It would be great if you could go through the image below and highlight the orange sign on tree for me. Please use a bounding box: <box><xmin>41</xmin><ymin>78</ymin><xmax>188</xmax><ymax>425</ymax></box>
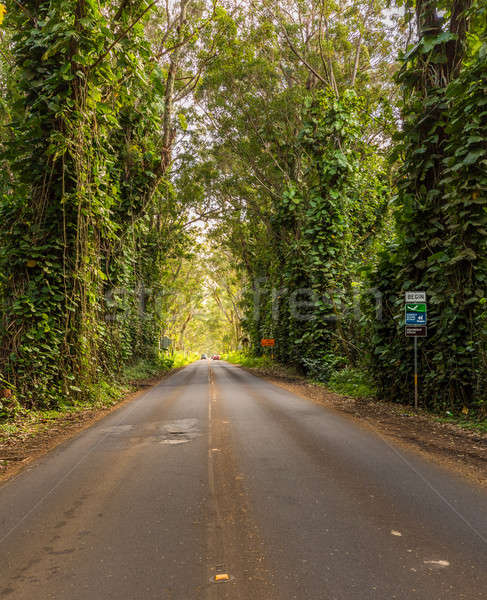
<box><xmin>261</xmin><ymin>338</ymin><xmax>275</xmax><ymax>347</ymax></box>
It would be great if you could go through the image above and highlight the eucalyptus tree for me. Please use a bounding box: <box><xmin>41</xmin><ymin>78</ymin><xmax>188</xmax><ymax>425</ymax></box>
<box><xmin>191</xmin><ymin>0</ymin><xmax>399</xmax><ymax>372</ymax></box>
<box><xmin>369</xmin><ymin>0</ymin><xmax>487</xmax><ymax>411</ymax></box>
<box><xmin>0</xmin><ymin>0</ymin><xmax>226</xmax><ymax>406</ymax></box>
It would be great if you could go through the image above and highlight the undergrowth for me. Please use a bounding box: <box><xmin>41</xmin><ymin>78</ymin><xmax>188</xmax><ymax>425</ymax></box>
<box><xmin>0</xmin><ymin>352</ymin><xmax>197</xmax><ymax>438</ymax></box>
<box><xmin>325</xmin><ymin>368</ymin><xmax>377</xmax><ymax>399</ymax></box>
<box><xmin>223</xmin><ymin>351</ymin><xmax>275</xmax><ymax>369</ymax></box>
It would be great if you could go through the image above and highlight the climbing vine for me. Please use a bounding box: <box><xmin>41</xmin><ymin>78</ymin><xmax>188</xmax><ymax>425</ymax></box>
<box><xmin>0</xmin><ymin>0</ymin><xmax>205</xmax><ymax>407</ymax></box>
<box><xmin>0</xmin><ymin>0</ymin><xmax>485</xmax><ymax>418</ymax></box>
<box><xmin>368</xmin><ymin>1</ymin><xmax>487</xmax><ymax>411</ymax></box>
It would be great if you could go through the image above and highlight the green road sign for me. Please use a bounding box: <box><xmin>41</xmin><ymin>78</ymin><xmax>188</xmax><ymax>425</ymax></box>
<box><xmin>405</xmin><ymin>302</ymin><xmax>427</xmax><ymax>326</ymax></box>
<box><xmin>405</xmin><ymin>303</ymin><xmax>426</xmax><ymax>312</ymax></box>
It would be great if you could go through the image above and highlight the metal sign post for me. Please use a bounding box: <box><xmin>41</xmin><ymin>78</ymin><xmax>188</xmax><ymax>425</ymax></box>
<box><xmin>261</xmin><ymin>338</ymin><xmax>275</xmax><ymax>360</ymax></box>
<box><xmin>405</xmin><ymin>292</ymin><xmax>427</xmax><ymax>410</ymax></box>
<box><xmin>414</xmin><ymin>337</ymin><xmax>418</xmax><ymax>410</ymax></box>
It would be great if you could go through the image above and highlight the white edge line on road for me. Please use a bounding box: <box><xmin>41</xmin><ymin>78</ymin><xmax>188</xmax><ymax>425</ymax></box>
<box><xmin>238</xmin><ymin>364</ymin><xmax>487</xmax><ymax>546</ymax></box>
<box><xmin>373</xmin><ymin>427</ymin><xmax>487</xmax><ymax>546</ymax></box>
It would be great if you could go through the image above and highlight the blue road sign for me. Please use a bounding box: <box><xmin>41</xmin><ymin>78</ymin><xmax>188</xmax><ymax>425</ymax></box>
<box><xmin>405</xmin><ymin>312</ymin><xmax>427</xmax><ymax>325</ymax></box>
<box><xmin>405</xmin><ymin>302</ymin><xmax>427</xmax><ymax>326</ymax></box>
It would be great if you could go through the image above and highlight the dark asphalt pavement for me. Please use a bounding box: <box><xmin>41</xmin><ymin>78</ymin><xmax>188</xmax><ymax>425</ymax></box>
<box><xmin>0</xmin><ymin>360</ymin><xmax>486</xmax><ymax>599</ymax></box>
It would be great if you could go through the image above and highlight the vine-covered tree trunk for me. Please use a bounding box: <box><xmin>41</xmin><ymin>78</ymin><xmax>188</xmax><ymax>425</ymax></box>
<box><xmin>369</xmin><ymin>0</ymin><xmax>486</xmax><ymax>411</ymax></box>
<box><xmin>0</xmin><ymin>0</ymin><xmax>107</xmax><ymax>405</ymax></box>
<box><xmin>0</xmin><ymin>0</ymin><xmax>166</xmax><ymax>406</ymax></box>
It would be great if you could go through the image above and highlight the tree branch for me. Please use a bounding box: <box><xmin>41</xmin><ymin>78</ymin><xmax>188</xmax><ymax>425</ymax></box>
<box><xmin>280</xmin><ymin>24</ymin><xmax>327</xmax><ymax>85</ymax></box>
<box><xmin>90</xmin><ymin>1</ymin><xmax>157</xmax><ymax>72</ymax></box>
<box><xmin>12</xmin><ymin>0</ymin><xmax>36</xmax><ymax>24</ymax></box>
<box><xmin>318</xmin><ymin>2</ymin><xmax>339</xmax><ymax>96</ymax></box>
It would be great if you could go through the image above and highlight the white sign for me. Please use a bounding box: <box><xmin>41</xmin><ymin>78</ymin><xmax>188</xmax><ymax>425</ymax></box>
<box><xmin>405</xmin><ymin>291</ymin><xmax>426</xmax><ymax>302</ymax></box>
<box><xmin>160</xmin><ymin>336</ymin><xmax>172</xmax><ymax>350</ymax></box>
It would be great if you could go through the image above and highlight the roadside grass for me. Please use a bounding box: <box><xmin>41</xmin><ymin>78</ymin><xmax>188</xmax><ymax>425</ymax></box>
<box><xmin>321</xmin><ymin>367</ymin><xmax>377</xmax><ymax>399</ymax></box>
<box><xmin>224</xmin><ymin>352</ymin><xmax>374</xmax><ymax>397</ymax></box>
<box><xmin>122</xmin><ymin>351</ymin><xmax>197</xmax><ymax>382</ymax></box>
<box><xmin>0</xmin><ymin>352</ymin><xmax>197</xmax><ymax>442</ymax></box>
<box><xmin>223</xmin><ymin>351</ymin><xmax>300</xmax><ymax>377</ymax></box>
<box><xmin>223</xmin><ymin>350</ymin><xmax>274</xmax><ymax>369</ymax></box>
<box><xmin>434</xmin><ymin>414</ymin><xmax>487</xmax><ymax>434</ymax></box>
<box><xmin>122</xmin><ymin>356</ymin><xmax>173</xmax><ymax>382</ymax></box>
<box><xmin>317</xmin><ymin>368</ymin><xmax>487</xmax><ymax>432</ymax></box>
<box><xmin>172</xmin><ymin>351</ymin><xmax>199</xmax><ymax>368</ymax></box>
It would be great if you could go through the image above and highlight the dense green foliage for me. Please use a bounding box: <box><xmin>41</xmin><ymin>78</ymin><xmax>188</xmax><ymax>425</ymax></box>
<box><xmin>0</xmin><ymin>0</ymin><xmax>222</xmax><ymax>408</ymax></box>
<box><xmin>188</xmin><ymin>0</ymin><xmax>487</xmax><ymax>414</ymax></box>
<box><xmin>369</xmin><ymin>1</ymin><xmax>487</xmax><ymax>411</ymax></box>
<box><xmin>191</xmin><ymin>1</ymin><xmax>398</xmax><ymax>383</ymax></box>
<box><xmin>0</xmin><ymin>0</ymin><xmax>486</xmax><ymax>418</ymax></box>
<box><xmin>267</xmin><ymin>89</ymin><xmax>388</xmax><ymax>372</ymax></box>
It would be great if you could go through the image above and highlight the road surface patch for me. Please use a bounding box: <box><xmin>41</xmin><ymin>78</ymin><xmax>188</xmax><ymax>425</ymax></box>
<box><xmin>160</xmin><ymin>418</ymin><xmax>200</xmax><ymax>444</ymax></box>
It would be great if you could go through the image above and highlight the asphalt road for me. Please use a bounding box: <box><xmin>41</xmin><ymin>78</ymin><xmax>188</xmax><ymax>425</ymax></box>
<box><xmin>1</xmin><ymin>360</ymin><xmax>486</xmax><ymax>599</ymax></box>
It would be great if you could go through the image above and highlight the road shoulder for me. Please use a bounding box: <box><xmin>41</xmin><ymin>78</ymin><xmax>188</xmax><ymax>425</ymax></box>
<box><xmin>0</xmin><ymin>368</ymin><xmax>183</xmax><ymax>484</ymax></box>
<box><xmin>239</xmin><ymin>366</ymin><xmax>487</xmax><ymax>487</ymax></box>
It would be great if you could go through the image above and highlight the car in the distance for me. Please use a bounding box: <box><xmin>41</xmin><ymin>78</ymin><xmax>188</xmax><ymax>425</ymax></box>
<box><xmin>201</xmin><ymin>354</ymin><xmax>207</xmax><ymax>359</ymax></box>
<box><xmin>211</xmin><ymin>354</ymin><xmax>220</xmax><ymax>360</ymax></box>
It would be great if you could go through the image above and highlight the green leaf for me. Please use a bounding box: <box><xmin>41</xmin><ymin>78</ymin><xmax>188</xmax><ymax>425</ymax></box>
<box><xmin>178</xmin><ymin>113</ymin><xmax>188</xmax><ymax>131</ymax></box>
<box><xmin>463</xmin><ymin>150</ymin><xmax>485</xmax><ymax>166</ymax></box>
